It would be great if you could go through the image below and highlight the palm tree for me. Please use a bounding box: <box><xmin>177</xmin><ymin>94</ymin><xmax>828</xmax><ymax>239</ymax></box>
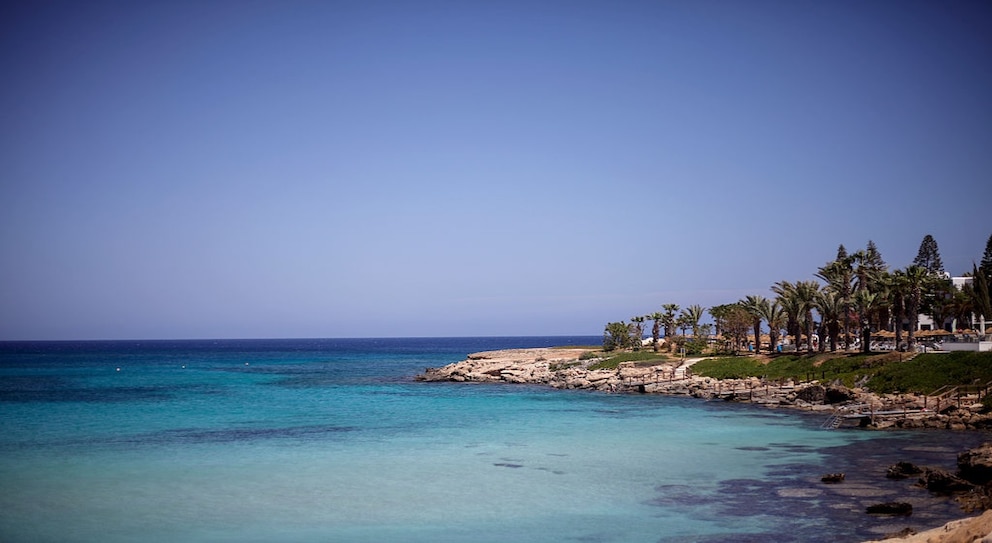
<box><xmin>970</xmin><ymin>263</ymin><xmax>991</xmax><ymax>324</ymax></box>
<box><xmin>871</xmin><ymin>278</ymin><xmax>893</xmax><ymax>348</ymax></box>
<box><xmin>854</xmin><ymin>289</ymin><xmax>880</xmax><ymax>353</ymax></box>
<box><xmin>903</xmin><ymin>265</ymin><xmax>929</xmax><ymax>351</ymax></box>
<box><xmin>853</xmin><ymin>246</ymin><xmax>886</xmax><ymax>295</ymax></box>
<box><xmin>757</xmin><ymin>300</ymin><xmax>787</xmax><ymax>353</ymax></box>
<box><xmin>677</xmin><ymin>314</ymin><xmax>691</xmax><ymax>338</ymax></box>
<box><xmin>947</xmin><ymin>286</ymin><xmax>974</xmax><ymax>332</ymax></box>
<box><xmin>741</xmin><ymin>295</ymin><xmax>768</xmax><ymax>353</ymax></box>
<box><xmin>773</xmin><ymin>281</ymin><xmax>819</xmax><ymax>352</ymax></box>
<box><xmin>649</xmin><ymin>312</ymin><xmax>663</xmax><ymax>352</ymax></box>
<box><xmin>815</xmin><ymin>289</ymin><xmax>844</xmax><ymax>352</ymax></box>
<box><xmin>661</xmin><ymin>304</ymin><xmax>680</xmax><ymax>342</ymax></box>
<box><xmin>773</xmin><ymin>281</ymin><xmax>802</xmax><ymax>350</ymax></box>
<box><xmin>886</xmin><ymin>269</ymin><xmax>909</xmax><ymax>350</ymax></box>
<box><xmin>603</xmin><ymin>321</ymin><xmax>632</xmax><ymax>352</ymax></box>
<box><xmin>817</xmin><ymin>251</ymin><xmax>854</xmax><ymax>349</ymax></box>
<box><xmin>683</xmin><ymin>304</ymin><xmax>704</xmax><ymax>336</ymax></box>
<box><xmin>795</xmin><ymin>281</ymin><xmax>820</xmax><ymax>353</ymax></box>
<box><xmin>630</xmin><ymin>315</ymin><xmax>646</xmax><ymax>349</ymax></box>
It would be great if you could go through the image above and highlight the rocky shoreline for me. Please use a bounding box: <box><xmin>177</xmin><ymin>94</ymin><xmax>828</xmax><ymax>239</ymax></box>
<box><xmin>416</xmin><ymin>347</ymin><xmax>992</xmax><ymax>431</ymax></box>
<box><xmin>418</xmin><ymin>347</ymin><xmax>992</xmax><ymax>541</ymax></box>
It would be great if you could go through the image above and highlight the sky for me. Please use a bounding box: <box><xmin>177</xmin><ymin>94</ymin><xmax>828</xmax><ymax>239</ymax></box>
<box><xmin>1</xmin><ymin>0</ymin><xmax>990</xmax><ymax>340</ymax></box>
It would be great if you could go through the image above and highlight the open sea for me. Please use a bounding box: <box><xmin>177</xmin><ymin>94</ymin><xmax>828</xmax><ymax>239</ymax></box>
<box><xmin>1</xmin><ymin>337</ymin><xmax>989</xmax><ymax>543</ymax></box>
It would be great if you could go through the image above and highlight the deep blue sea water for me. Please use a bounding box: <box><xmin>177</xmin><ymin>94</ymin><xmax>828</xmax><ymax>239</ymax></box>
<box><xmin>1</xmin><ymin>337</ymin><xmax>989</xmax><ymax>543</ymax></box>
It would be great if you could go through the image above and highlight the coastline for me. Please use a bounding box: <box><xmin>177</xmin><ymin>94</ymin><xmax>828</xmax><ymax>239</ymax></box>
<box><xmin>417</xmin><ymin>347</ymin><xmax>992</xmax><ymax>431</ymax></box>
<box><xmin>418</xmin><ymin>347</ymin><xmax>992</xmax><ymax>542</ymax></box>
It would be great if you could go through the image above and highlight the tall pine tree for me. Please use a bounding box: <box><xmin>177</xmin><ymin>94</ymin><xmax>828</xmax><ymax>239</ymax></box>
<box><xmin>913</xmin><ymin>234</ymin><xmax>945</xmax><ymax>277</ymax></box>
<box><xmin>865</xmin><ymin>240</ymin><xmax>886</xmax><ymax>270</ymax></box>
<box><xmin>981</xmin><ymin>234</ymin><xmax>992</xmax><ymax>281</ymax></box>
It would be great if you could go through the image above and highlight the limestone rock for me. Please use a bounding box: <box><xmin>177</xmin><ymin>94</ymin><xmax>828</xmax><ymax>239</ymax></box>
<box><xmin>917</xmin><ymin>467</ymin><xmax>975</xmax><ymax>495</ymax></box>
<box><xmin>796</xmin><ymin>385</ymin><xmax>826</xmax><ymax>403</ymax></box>
<box><xmin>863</xmin><ymin>509</ymin><xmax>992</xmax><ymax>542</ymax></box>
<box><xmin>958</xmin><ymin>442</ymin><xmax>992</xmax><ymax>486</ymax></box>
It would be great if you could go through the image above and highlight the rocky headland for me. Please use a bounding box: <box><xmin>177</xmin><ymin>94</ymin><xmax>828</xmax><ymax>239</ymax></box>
<box><xmin>417</xmin><ymin>347</ymin><xmax>992</xmax><ymax>431</ymax></box>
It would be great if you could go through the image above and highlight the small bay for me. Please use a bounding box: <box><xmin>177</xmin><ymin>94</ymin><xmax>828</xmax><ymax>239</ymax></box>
<box><xmin>1</xmin><ymin>338</ymin><xmax>987</xmax><ymax>542</ymax></box>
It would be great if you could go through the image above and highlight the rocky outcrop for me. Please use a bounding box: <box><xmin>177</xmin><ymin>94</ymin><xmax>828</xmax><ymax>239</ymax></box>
<box><xmin>796</xmin><ymin>384</ymin><xmax>826</xmax><ymax>403</ymax></box>
<box><xmin>917</xmin><ymin>467</ymin><xmax>975</xmax><ymax>495</ymax></box>
<box><xmin>887</xmin><ymin>462</ymin><xmax>924</xmax><ymax>480</ymax></box>
<box><xmin>417</xmin><ymin>348</ymin><xmax>992</xmax><ymax>432</ymax></box>
<box><xmin>958</xmin><ymin>443</ymin><xmax>992</xmax><ymax>486</ymax></box>
<box><xmin>417</xmin><ymin>348</ymin><xmax>570</xmax><ymax>385</ymax></box>
<box><xmin>882</xmin><ymin>444</ymin><xmax>992</xmax><ymax>516</ymax></box>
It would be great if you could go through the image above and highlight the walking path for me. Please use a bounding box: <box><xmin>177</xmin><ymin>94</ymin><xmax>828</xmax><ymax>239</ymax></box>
<box><xmin>673</xmin><ymin>357</ymin><xmax>705</xmax><ymax>379</ymax></box>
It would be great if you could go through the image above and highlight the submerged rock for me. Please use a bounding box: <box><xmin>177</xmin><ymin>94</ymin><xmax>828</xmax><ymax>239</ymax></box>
<box><xmin>821</xmin><ymin>473</ymin><xmax>845</xmax><ymax>484</ymax></box>
<box><xmin>866</xmin><ymin>502</ymin><xmax>913</xmax><ymax>516</ymax></box>
<box><xmin>887</xmin><ymin>462</ymin><xmax>924</xmax><ymax>480</ymax></box>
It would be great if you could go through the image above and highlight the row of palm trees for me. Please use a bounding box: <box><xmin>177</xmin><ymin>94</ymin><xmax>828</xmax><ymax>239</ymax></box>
<box><xmin>632</xmin><ymin>304</ymin><xmax>705</xmax><ymax>352</ymax></box>
<box><xmin>616</xmin><ymin>237</ymin><xmax>991</xmax><ymax>355</ymax></box>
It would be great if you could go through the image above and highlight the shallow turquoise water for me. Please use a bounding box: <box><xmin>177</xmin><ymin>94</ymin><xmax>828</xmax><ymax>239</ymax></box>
<box><xmin>0</xmin><ymin>338</ymin><xmax>987</xmax><ymax>542</ymax></box>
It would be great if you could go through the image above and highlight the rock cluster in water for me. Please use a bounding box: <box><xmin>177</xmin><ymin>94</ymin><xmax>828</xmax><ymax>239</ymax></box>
<box><xmin>865</xmin><ymin>443</ymin><xmax>992</xmax><ymax>541</ymax></box>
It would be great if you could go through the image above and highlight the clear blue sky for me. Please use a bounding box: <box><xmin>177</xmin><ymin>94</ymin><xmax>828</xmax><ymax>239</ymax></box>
<box><xmin>2</xmin><ymin>1</ymin><xmax>990</xmax><ymax>340</ymax></box>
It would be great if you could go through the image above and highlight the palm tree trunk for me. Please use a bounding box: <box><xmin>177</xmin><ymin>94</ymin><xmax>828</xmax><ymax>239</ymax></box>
<box><xmin>894</xmin><ymin>312</ymin><xmax>903</xmax><ymax>351</ymax></box>
<box><xmin>753</xmin><ymin>319</ymin><xmax>761</xmax><ymax>353</ymax></box>
<box><xmin>862</xmin><ymin>315</ymin><xmax>871</xmax><ymax>354</ymax></box>
<box><xmin>843</xmin><ymin>306</ymin><xmax>851</xmax><ymax>349</ymax></box>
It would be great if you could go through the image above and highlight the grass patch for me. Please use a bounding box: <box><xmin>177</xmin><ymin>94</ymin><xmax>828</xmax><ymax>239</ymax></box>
<box><xmin>587</xmin><ymin>350</ymin><xmax>669</xmax><ymax>371</ymax></box>
<box><xmin>691</xmin><ymin>351</ymin><xmax>992</xmax><ymax>394</ymax></box>
<box><xmin>691</xmin><ymin>357</ymin><xmax>765</xmax><ymax>380</ymax></box>
<box><xmin>866</xmin><ymin>352</ymin><xmax>992</xmax><ymax>394</ymax></box>
<box><xmin>694</xmin><ymin>353</ymin><xmax>891</xmax><ymax>387</ymax></box>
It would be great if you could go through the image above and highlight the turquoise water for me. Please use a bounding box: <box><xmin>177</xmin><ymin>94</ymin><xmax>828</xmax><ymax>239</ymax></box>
<box><xmin>0</xmin><ymin>338</ymin><xmax>987</xmax><ymax>542</ymax></box>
